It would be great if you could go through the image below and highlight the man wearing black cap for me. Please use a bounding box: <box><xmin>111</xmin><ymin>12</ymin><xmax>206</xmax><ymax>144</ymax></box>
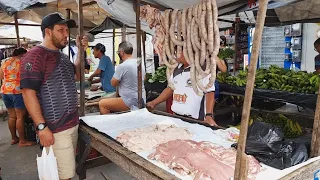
<box><xmin>88</xmin><ymin>43</ymin><xmax>115</xmax><ymax>93</ymax></box>
<box><xmin>20</xmin><ymin>12</ymin><xmax>87</xmax><ymax>180</ymax></box>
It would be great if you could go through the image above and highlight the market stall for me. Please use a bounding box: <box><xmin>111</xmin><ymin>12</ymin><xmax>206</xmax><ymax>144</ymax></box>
<box><xmin>2</xmin><ymin>0</ymin><xmax>320</xmax><ymax>179</ymax></box>
<box><xmin>77</xmin><ymin>109</ymin><xmax>320</xmax><ymax>180</ymax></box>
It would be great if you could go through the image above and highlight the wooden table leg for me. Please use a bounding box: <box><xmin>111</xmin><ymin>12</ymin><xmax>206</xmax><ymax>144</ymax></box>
<box><xmin>77</xmin><ymin>139</ymin><xmax>91</xmax><ymax>180</ymax></box>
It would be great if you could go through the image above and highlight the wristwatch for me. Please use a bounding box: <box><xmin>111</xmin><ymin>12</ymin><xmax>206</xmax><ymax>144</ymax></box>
<box><xmin>36</xmin><ymin>123</ymin><xmax>47</xmax><ymax>131</ymax></box>
<box><xmin>205</xmin><ymin>113</ymin><xmax>214</xmax><ymax>118</ymax></box>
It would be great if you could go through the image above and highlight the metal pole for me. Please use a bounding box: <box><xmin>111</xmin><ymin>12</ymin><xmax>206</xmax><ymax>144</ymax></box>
<box><xmin>233</xmin><ymin>0</ymin><xmax>268</xmax><ymax>179</ymax></box>
<box><xmin>112</xmin><ymin>28</ymin><xmax>116</xmax><ymax>65</ymax></box>
<box><xmin>142</xmin><ymin>32</ymin><xmax>147</xmax><ymax>73</ymax></box>
<box><xmin>135</xmin><ymin>0</ymin><xmax>143</xmax><ymax>109</ymax></box>
<box><xmin>234</xmin><ymin>13</ymin><xmax>240</xmax><ymax>75</ymax></box>
<box><xmin>77</xmin><ymin>0</ymin><xmax>85</xmax><ymax>116</ymax></box>
<box><xmin>14</xmin><ymin>13</ymin><xmax>20</xmax><ymax>47</ymax></box>
<box><xmin>311</xmin><ymin>84</ymin><xmax>320</xmax><ymax>157</ymax></box>
<box><xmin>67</xmin><ymin>9</ymin><xmax>71</xmax><ymax>61</ymax></box>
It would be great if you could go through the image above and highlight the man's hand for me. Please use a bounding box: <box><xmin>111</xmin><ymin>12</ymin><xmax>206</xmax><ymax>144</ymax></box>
<box><xmin>204</xmin><ymin>116</ymin><xmax>218</xmax><ymax>127</ymax></box>
<box><xmin>87</xmin><ymin>76</ymin><xmax>93</xmax><ymax>82</ymax></box>
<box><xmin>76</xmin><ymin>35</ymin><xmax>89</xmax><ymax>50</ymax></box>
<box><xmin>146</xmin><ymin>101</ymin><xmax>157</xmax><ymax>111</ymax></box>
<box><xmin>38</xmin><ymin>127</ymin><xmax>55</xmax><ymax>147</ymax></box>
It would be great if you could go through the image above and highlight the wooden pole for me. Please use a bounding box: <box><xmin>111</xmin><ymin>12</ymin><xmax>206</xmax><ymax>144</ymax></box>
<box><xmin>77</xmin><ymin>0</ymin><xmax>85</xmax><ymax>116</ymax></box>
<box><xmin>135</xmin><ymin>0</ymin><xmax>143</xmax><ymax>109</ymax></box>
<box><xmin>233</xmin><ymin>0</ymin><xmax>268</xmax><ymax>179</ymax></box>
<box><xmin>0</xmin><ymin>22</ymin><xmax>40</xmax><ymax>26</ymax></box>
<box><xmin>67</xmin><ymin>9</ymin><xmax>71</xmax><ymax>62</ymax></box>
<box><xmin>14</xmin><ymin>13</ymin><xmax>20</xmax><ymax>47</ymax></box>
<box><xmin>112</xmin><ymin>28</ymin><xmax>116</xmax><ymax>65</ymax></box>
<box><xmin>121</xmin><ymin>26</ymin><xmax>126</xmax><ymax>42</ymax></box>
<box><xmin>142</xmin><ymin>32</ymin><xmax>147</xmax><ymax>73</ymax></box>
<box><xmin>311</xmin><ymin>83</ymin><xmax>320</xmax><ymax>157</ymax></box>
<box><xmin>234</xmin><ymin>13</ymin><xmax>240</xmax><ymax>75</ymax></box>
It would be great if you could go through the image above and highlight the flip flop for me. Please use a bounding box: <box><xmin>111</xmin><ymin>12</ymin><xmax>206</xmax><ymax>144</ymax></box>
<box><xmin>11</xmin><ymin>139</ymin><xmax>19</xmax><ymax>145</ymax></box>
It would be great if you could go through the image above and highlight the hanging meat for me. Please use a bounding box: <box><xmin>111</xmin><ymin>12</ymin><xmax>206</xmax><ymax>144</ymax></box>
<box><xmin>140</xmin><ymin>5</ymin><xmax>166</xmax><ymax>64</ymax></box>
<box><xmin>141</xmin><ymin>0</ymin><xmax>220</xmax><ymax>95</ymax></box>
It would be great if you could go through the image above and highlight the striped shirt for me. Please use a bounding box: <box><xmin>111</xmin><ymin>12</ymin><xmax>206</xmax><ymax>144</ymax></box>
<box><xmin>20</xmin><ymin>45</ymin><xmax>79</xmax><ymax>133</ymax></box>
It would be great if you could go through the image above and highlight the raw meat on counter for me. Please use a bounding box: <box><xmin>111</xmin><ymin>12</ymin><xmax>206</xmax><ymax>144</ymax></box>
<box><xmin>116</xmin><ymin>124</ymin><xmax>193</xmax><ymax>152</ymax></box>
<box><xmin>148</xmin><ymin>140</ymin><xmax>262</xmax><ymax>180</ymax></box>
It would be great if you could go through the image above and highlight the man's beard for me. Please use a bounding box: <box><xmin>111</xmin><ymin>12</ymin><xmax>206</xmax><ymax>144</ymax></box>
<box><xmin>52</xmin><ymin>34</ymin><xmax>67</xmax><ymax>49</ymax></box>
<box><xmin>118</xmin><ymin>54</ymin><xmax>123</xmax><ymax>61</ymax></box>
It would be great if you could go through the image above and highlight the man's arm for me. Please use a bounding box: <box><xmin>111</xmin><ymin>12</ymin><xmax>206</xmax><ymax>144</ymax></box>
<box><xmin>204</xmin><ymin>92</ymin><xmax>218</xmax><ymax>126</ymax></box>
<box><xmin>217</xmin><ymin>58</ymin><xmax>227</xmax><ymax>73</ymax></box>
<box><xmin>205</xmin><ymin>92</ymin><xmax>215</xmax><ymax>114</ymax></box>
<box><xmin>22</xmin><ymin>89</ymin><xmax>46</xmax><ymax>126</ymax></box>
<box><xmin>88</xmin><ymin>68</ymin><xmax>101</xmax><ymax>81</ymax></box>
<box><xmin>111</xmin><ymin>77</ymin><xmax>120</xmax><ymax>87</ymax></box>
<box><xmin>22</xmin><ymin>89</ymin><xmax>55</xmax><ymax>146</ymax></box>
<box><xmin>146</xmin><ymin>87</ymin><xmax>173</xmax><ymax>111</ymax></box>
<box><xmin>0</xmin><ymin>65</ymin><xmax>3</xmax><ymax>80</ymax></box>
<box><xmin>74</xmin><ymin>35</ymin><xmax>89</xmax><ymax>81</ymax></box>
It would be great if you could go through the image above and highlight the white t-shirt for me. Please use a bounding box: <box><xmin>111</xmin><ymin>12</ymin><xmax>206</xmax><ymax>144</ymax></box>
<box><xmin>170</xmin><ymin>64</ymin><xmax>215</xmax><ymax>119</ymax></box>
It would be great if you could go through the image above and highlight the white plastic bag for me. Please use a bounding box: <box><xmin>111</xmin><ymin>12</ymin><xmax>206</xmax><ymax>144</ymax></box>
<box><xmin>37</xmin><ymin>146</ymin><xmax>59</xmax><ymax>180</ymax></box>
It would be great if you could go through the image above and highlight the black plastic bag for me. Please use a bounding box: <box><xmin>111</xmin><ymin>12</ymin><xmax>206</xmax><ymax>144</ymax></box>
<box><xmin>232</xmin><ymin>122</ymin><xmax>308</xmax><ymax>170</ymax></box>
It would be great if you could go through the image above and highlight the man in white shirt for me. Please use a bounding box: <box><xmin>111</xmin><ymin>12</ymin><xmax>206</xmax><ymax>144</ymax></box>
<box><xmin>99</xmin><ymin>41</ymin><xmax>146</xmax><ymax>114</ymax></box>
<box><xmin>147</xmin><ymin>50</ymin><xmax>226</xmax><ymax>126</ymax></box>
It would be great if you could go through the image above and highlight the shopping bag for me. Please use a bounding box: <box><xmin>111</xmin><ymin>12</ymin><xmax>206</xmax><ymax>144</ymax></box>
<box><xmin>36</xmin><ymin>146</ymin><xmax>59</xmax><ymax>180</ymax></box>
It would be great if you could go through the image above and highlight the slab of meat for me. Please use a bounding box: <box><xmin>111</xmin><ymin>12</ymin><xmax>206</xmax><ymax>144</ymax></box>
<box><xmin>116</xmin><ymin>124</ymin><xmax>193</xmax><ymax>152</ymax></box>
<box><xmin>148</xmin><ymin>140</ymin><xmax>262</xmax><ymax>180</ymax></box>
<box><xmin>140</xmin><ymin>5</ymin><xmax>165</xmax><ymax>64</ymax></box>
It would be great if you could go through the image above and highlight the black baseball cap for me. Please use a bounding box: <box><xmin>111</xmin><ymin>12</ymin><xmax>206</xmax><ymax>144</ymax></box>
<box><xmin>41</xmin><ymin>12</ymin><xmax>76</xmax><ymax>31</ymax></box>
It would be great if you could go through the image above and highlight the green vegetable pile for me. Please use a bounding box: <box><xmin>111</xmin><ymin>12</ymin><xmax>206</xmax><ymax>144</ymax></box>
<box><xmin>217</xmin><ymin>65</ymin><xmax>320</xmax><ymax>94</ymax></box>
<box><xmin>252</xmin><ymin>113</ymin><xmax>303</xmax><ymax>138</ymax></box>
<box><xmin>217</xmin><ymin>48</ymin><xmax>235</xmax><ymax>60</ymax></box>
<box><xmin>148</xmin><ymin>66</ymin><xmax>167</xmax><ymax>84</ymax></box>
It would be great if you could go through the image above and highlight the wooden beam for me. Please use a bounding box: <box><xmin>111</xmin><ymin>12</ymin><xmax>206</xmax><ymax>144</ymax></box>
<box><xmin>279</xmin><ymin>159</ymin><xmax>320</xmax><ymax>180</ymax></box>
<box><xmin>233</xmin><ymin>0</ymin><xmax>268</xmax><ymax>180</ymax></box>
<box><xmin>234</xmin><ymin>14</ymin><xmax>240</xmax><ymax>75</ymax></box>
<box><xmin>218</xmin><ymin>0</ymin><xmax>247</xmax><ymax>11</ymax></box>
<box><xmin>0</xmin><ymin>22</ymin><xmax>40</xmax><ymax>26</ymax></box>
<box><xmin>311</xmin><ymin>83</ymin><xmax>320</xmax><ymax>157</ymax></box>
<box><xmin>14</xmin><ymin>14</ymin><xmax>20</xmax><ymax>47</ymax></box>
<box><xmin>135</xmin><ymin>0</ymin><xmax>143</xmax><ymax>109</ymax></box>
<box><xmin>83</xmin><ymin>1</ymin><xmax>97</xmax><ymax>7</ymax></box>
<box><xmin>84</xmin><ymin>157</ymin><xmax>111</xmax><ymax>169</ymax></box>
<box><xmin>217</xmin><ymin>18</ymin><xmax>235</xmax><ymax>24</ymax></box>
<box><xmin>140</xmin><ymin>1</ymin><xmax>168</xmax><ymax>11</ymax></box>
<box><xmin>78</xmin><ymin>0</ymin><xmax>86</xmax><ymax>117</ymax></box>
<box><xmin>67</xmin><ymin>9</ymin><xmax>71</xmax><ymax>61</ymax></box>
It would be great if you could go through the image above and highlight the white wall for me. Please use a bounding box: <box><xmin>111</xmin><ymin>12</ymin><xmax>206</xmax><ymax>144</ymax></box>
<box><xmin>301</xmin><ymin>23</ymin><xmax>320</xmax><ymax>72</ymax></box>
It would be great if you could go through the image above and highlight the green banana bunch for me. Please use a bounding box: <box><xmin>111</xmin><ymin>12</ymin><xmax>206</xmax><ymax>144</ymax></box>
<box><xmin>218</xmin><ymin>65</ymin><xmax>320</xmax><ymax>94</ymax></box>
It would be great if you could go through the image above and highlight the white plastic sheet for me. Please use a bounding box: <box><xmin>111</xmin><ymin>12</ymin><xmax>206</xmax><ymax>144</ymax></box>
<box><xmin>36</xmin><ymin>146</ymin><xmax>59</xmax><ymax>180</ymax></box>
